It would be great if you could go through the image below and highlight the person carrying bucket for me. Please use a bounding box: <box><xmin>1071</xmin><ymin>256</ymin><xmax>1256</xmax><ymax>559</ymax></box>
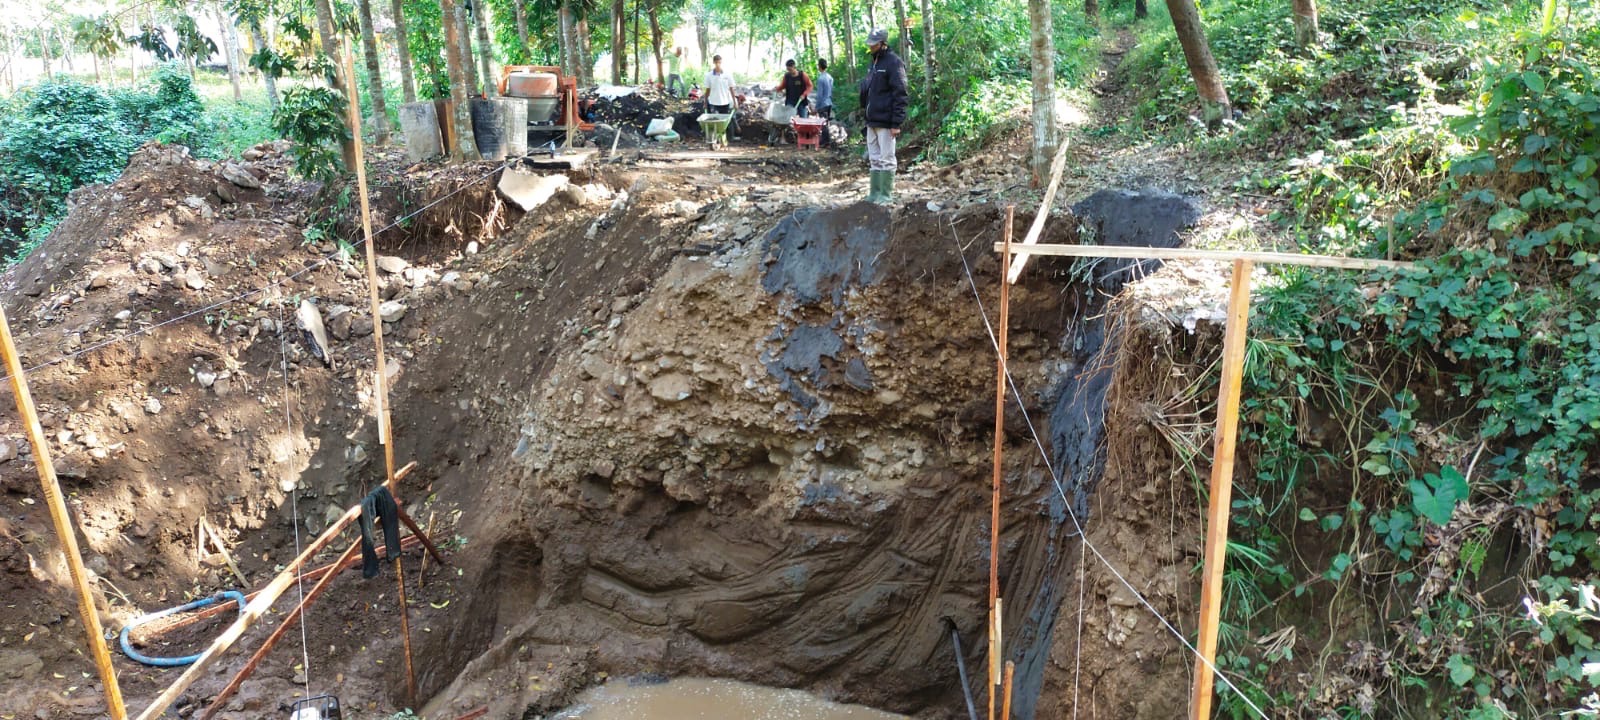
<box><xmin>860</xmin><ymin>29</ymin><xmax>908</xmax><ymax>204</ymax></box>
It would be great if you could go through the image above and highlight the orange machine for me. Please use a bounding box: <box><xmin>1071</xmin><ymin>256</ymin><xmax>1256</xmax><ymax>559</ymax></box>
<box><xmin>498</xmin><ymin>65</ymin><xmax>594</xmax><ymax>145</ymax></box>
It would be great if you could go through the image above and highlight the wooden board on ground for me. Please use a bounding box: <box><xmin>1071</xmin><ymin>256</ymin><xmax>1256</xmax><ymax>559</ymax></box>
<box><xmin>519</xmin><ymin>147</ymin><xmax>598</xmax><ymax>170</ymax></box>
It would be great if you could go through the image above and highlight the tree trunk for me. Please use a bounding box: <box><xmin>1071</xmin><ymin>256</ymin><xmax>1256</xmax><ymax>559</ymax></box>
<box><xmin>93</xmin><ymin>53</ymin><xmax>101</xmax><ymax>85</ymax></box>
<box><xmin>313</xmin><ymin>0</ymin><xmax>360</xmax><ymax>170</ymax></box>
<box><xmin>840</xmin><ymin>0</ymin><xmax>855</xmax><ymax>83</ymax></box>
<box><xmin>217</xmin><ymin>5</ymin><xmax>243</xmax><ymax>101</ymax></box>
<box><xmin>1086</xmin><ymin>0</ymin><xmax>1098</xmax><ymax>19</ymax></box>
<box><xmin>892</xmin><ymin>0</ymin><xmax>909</xmax><ymax>59</ymax></box>
<box><xmin>631</xmin><ymin>0</ymin><xmax>640</xmax><ymax>85</ymax></box>
<box><xmin>576</xmin><ymin>15</ymin><xmax>593</xmax><ymax>84</ymax></box>
<box><xmin>358</xmin><ymin>0</ymin><xmax>390</xmax><ymax>142</ymax></box>
<box><xmin>559</xmin><ymin>0</ymin><xmax>576</xmax><ymax>76</ymax></box>
<box><xmin>694</xmin><ymin>6</ymin><xmax>709</xmax><ymax>72</ymax></box>
<box><xmin>610</xmin><ymin>0</ymin><xmax>625</xmax><ymax>84</ymax></box>
<box><xmin>1291</xmin><ymin>0</ymin><xmax>1319</xmax><ymax>49</ymax></box>
<box><xmin>866</xmin><ymin>0</ymin><xmax>877</xmax><ymax>34</ymax></box>
<box><xmin>39</xmin><ymin>28</ymin><xmax>51</xmax><ymax>80</ymax></box>
<box><xmin>457</xmin><ymin>6</ymin><xmax>478</xmax><ymax>94</ymax></box>
<box><xmin>920</xmin><ymin>0</ymin><xmax>934</xmax><ymax>111</ymax></box>
<box><xmin>473</xmin><ymin>0</ymin><xmax>495</xmax><ymax>96</ymax></box>
<box><xmin>439</xmin><ymin>0</ymin><xmax>481</xmax><ymax>159</ymax></box>
<box><xmin>1135</xmin><ymin>0</ymin><xmax>1148</xmax><ymax>19</ymax></box>
<box><xmin>390</xmin><ymin>0</ymin><xmax>417</xmax><ymax>102</ymax></box>
<box><xmin>819</xmin><ymin>0</ymin><xmax>835</xmax><ymax>63</ymax></box>
<box><xmin>1164</xmin><ymin>0</ymin><xmax>1231</xmax><ymax>126</ymax></box>
<box><xmin>1027</xmin><ymin>0</ymin><xmax>1056</xmax><ymax>186</ymax></box>
<box><xmin>251</xmin><ymin>27</ymin><xmax>281</xmax><ymax>109</ymax></box>
<box><xmin>514</xmin><ymin>0</ymin><xmax>530</xmax><ymax>60</ymax></box>
<box><xmin>647</xmin><ymin>0</ymin><xmax>664</xmax><ymax>87</ymax></box>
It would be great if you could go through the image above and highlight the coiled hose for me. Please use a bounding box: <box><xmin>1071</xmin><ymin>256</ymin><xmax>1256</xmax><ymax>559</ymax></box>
<box><xmin>119</xmin><ymin>591</ymin><xmax>245</xmax><ymax>666</ymax></box>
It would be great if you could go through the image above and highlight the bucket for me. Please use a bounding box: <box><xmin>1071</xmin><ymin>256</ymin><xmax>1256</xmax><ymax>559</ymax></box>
<box><xmin>498</xmin><ymin>98</ymin><xmax>528</xmax><ymax>157</ymax></box>
<box><xmin>470</xmin><ymin>98</ymin><xmax>508</xmax><ymax>161</ymax></box>
<box><xmin>398</xmin><ymin>102</ymin><xmax>443</xmax><ymax>161</ymax></box>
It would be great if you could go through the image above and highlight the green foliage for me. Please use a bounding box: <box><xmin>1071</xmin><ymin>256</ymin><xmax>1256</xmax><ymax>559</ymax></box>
<box><xmin>1203</xmin><ymin>10</ymin><xmax>1600</xmax><ymax>716</ymax></box>
<box><xmin>402</xmin><ymin>0</ymin><xmax>450</xmax><ymax>100</ymax></box>
<box><xmin>0</xmin><ymin>63</ymin><xmax>218</xmax><ymax>263</ymax></box>
<box><xmin>272</xmin><ymin>86</ymin><xmax>350</xmax><ymax>183</ymax></box>
<box><xmin>933</xmin><ymin>78</ymin><xmax>1032</xmax><ymax>162</ymax></box>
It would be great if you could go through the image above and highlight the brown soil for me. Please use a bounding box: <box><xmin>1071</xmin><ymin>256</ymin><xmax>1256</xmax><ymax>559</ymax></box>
<box><xmin>0</xmin><ymin>37</ymin><xmax>1252</xmax><ymax>719</ymax></box>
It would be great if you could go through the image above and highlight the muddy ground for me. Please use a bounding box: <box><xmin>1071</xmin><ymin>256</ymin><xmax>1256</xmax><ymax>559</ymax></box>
<box><xmin>0</xmin><ymin>50</ymin><xmax>1273</xmax><ymax>718</ymax></box>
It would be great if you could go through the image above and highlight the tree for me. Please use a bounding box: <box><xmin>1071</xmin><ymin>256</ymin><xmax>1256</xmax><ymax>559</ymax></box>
<box><xmin>391</xmin><ymin>0</ymin><xmax>418</xmax><ymax>102</ymax></box>
<box><xmin>892</xmin><ymin>0</ymin><xmax>908</xmax><ymax>59</ymax></box>
<box><xmin>919</xmin><ymin>0</ymin><xmax>934</xmax><ymax>111</ymax></box>
<box><xmin>472</xmin><ymin>0</ymin><xmax>495</xmax><ymax>96</ymax></box>
<box><xmin>227</xmin><ymin>0</ymin><xmax>283</xmax><ymax>108</ymax></box>
<box><xmin>610</xmin><ymin>0</ymin><xmax>625</xmax><ymax>83</ymax></box>
<box><xmin>559</xmin><ymin>0</ymin><xmax>577</xmax><ymax>76</ymax></box>
<box><xmin>312</xmin><ymin>0</ymin><xmax>360</xmax><ymax>169</ymax></box>
<box><xmin>1028</xmin><ymin>0</ymin><xmax>1055</xmax><ymax>185</ymax></box>
<box><xmin>356</xmin><ymin>0</ymin><xmax>390</xmax><ymax>141</ymax></box>
<box><xmin>173</xmin><ymin>14</ymin><xmax>218</xmax><ymax>79</ymax></box>
<box><xmin>439</xmin><ymin>0</ymin><xmax>481</xmax><ymax>159</ymax></box>
<box><xmin>692</xmin><ymin>0</ymin><xmax>709</xmax><ymax>72</ymax></box>
<box><xmin>211</xmin><ymin>3</ymin><xmax>244</xmax><ymax>101</ymax></box>
<box><xmin>646</xmin><ymin>0</ymin><xmax>664</xmax><ymax>87</ymax></box>
<box><xmin>513</xmin><ymin>0</ymin><xmax>529</xmax><ymax>59</ymax></box>
<box><xmin>1136</xmin><ymin>0</ymin><xmax>1148</xmax><ymax>19</ymax></box>
<box><xmin>1291</xmin><ymin>0</ymin><xmax>1318</xmax><ymax>49</ymax></box>
<box><xmin>839</xmin><ymin>0</ymin><xmax>855</xmax><ymax>83</ymax></box>
<box><xmin>71</xmin><ymin>15</ymin><xmax>123</xmax><ymax>85</ymax></box>
<box><xmin>1164</xmin><ymin>0</ymin><xmax>1231</xmax><ymax>126</ymax></box>
<box><xmin>457</xmin><ymin>4</ymin><xmax>479</xmax><ymax>93</ymax></box>
<box><xmin>1086</xmin><ymin>0</ymin><xmax>1098</xmax><ymax>19</ymax></box>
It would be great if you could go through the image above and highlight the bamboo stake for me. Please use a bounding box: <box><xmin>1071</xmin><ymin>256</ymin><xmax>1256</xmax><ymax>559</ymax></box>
<box><xmin>0</xmin><ymin>306</ymin><xmax>127</xmax><ymax>720</ymax></box>
<box><xmin>987</xmin><ymin>206</ymin><xmax>1014</xmax><ymax>720</ymax></box>
<box><xmin>395</xmin><ymin>502</ymin><xmax>448</xmax><ymax>567</ymax></box>
<box><xmin>133</xmin><ymin>469</ymin><xmax>412</xmax><ymax>720</ymax></box>
<box><xmin>1005</xmin><ymin>143</ymin><xmax>1070</xmax><ymax>284</ymax></box>
<box><xmin>199</xmin><ymin>541</ymin><xmax>363</xmax><ymax>720</ymax></box>
<box><xmin>419</xmin><ymin>510</ymin><xmax>437</xmax><ymax>588</ymax></box>
<box><xmin>202</xmin><ymin>518</ymin><xmax>248</xmax><ymax>587</ymax></box>
<box><xmin>1189</xmin><ymin>259</ymin><xmax>1254</xmax><ymax>720</ymax></box>
<box><xmin>396</xmin><ymin>557</ymin><xmax>418</xmax><ymax>704</ymax></box>
<box><xmin>341</xmin><ymin>44</ymin><xmax>397</xmax><ymax>486</ymax></box>
<box><xmin>994</xmin><ymin>242</ymin><xmax>1416</xmax><ymax>271</ymax></box>
<box><xmin>1001</xmin><ymin>660</ymin><xmax>1015</xmax><ymax>720</ymax></box>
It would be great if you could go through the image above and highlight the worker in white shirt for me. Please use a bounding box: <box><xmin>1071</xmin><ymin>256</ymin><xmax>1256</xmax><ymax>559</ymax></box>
<box><xmin>704</xmin><ymin>54</ymin><xmax>740</xmax><ymax>138</ymax></box>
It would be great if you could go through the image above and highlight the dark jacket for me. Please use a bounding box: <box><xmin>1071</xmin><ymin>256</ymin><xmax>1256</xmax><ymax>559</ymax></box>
<box><xmin>859</xmin><ymin>48</ymin><xmax>908</xmax><ymax>129</ymax></box>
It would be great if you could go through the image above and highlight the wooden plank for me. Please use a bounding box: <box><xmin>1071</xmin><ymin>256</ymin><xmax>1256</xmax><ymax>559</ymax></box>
<box><xmin>0</xmin><ymin>305</ymin><xmax>128</xmax><ymax>720</ymax></box>
<box><xmin>201</xmin><ymin>518</ymin><xmax>248</xmax><ymax>588</ymax></box>
<box><xmin>1004</xmin><ymin>142</ymin><xmax>1071</xmax><ymax>284</ymax></box>
<box><xmin>134</xmin><ymin>468</ymin><xmax>415</xmax><ymax>720</ymax></box>
<box><xmin>1001</xmin><ymin>660</ymin><xmax>1016</xmax><ymax>720</ymax></box>
<box><xmin>1189</xmin><ymin>259</ymin><xmax>1253</xmax><ymax>720</ymax></box>
<box><xmin>994</xmin><ymin>242</ymin><xmax>1416</xmax><ymax>270</ymax></box>
<box><xmin>988</xmin><ymin>206</ymin><xmax>1014</xmax><ymax>720</ymax></box>
<box><xmin>342</xmin><ymin>45</ymin><xmax>397</xmax><ymax>485</ymax></box>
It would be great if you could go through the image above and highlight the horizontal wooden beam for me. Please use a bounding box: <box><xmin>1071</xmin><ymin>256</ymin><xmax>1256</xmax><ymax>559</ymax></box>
<box><xmin>992</xmin><ymin>242</ymin><xmax>1417</xmax><ymax>271</ymax></box>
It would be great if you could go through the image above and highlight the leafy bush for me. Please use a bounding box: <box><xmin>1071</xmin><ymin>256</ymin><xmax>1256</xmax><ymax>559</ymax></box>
<box><xmin>271</xmin><ymin>85</ymin><xmax>350</xmax><ymax>183</ymax></box>
<box><xmin>934</xmin><ymin>78</ymin><xmax>1033</xmax><ymax>162</ymax></box>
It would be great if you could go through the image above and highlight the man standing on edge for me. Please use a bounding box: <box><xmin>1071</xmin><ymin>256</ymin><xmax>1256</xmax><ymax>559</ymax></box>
<box><xmin>860</xmin><ymin>28</ymin><xmax>908</xmax><ymax>204</ymax></box>
<box><xmin>666</xmin><ymin>47</ymin><xmax>686</xmax><ymax>96</ymax></box>
<box><xmin>814</xmin><ymin>58</ymin><xmax>835</xmax><ymax>147</ymax></box>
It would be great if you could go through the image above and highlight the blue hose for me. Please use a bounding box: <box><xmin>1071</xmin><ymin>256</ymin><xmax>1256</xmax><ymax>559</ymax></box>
<box><xmin>119</xmin><ymin>591</ymin><xmax>245</xmax><ymax>667</ymax></box>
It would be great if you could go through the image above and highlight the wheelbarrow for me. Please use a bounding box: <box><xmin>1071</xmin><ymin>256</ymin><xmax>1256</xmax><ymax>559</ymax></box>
<box><xmin>696</xmin><ymin>113</ymin><xmax>733</xmax><ymax>149</ymax></box>
<box><xmin>790</xmin><ymin>117</ymin><xmax>826</xmax><ymax>150</ymax></box>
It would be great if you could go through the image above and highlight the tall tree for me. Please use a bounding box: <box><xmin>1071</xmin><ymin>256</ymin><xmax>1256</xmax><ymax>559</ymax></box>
<box><xmin>1028</xmin><ymin>0</ymin><xmax>1056</xmax><ymax>185</ymax></box>
<box><xmin>457</xmin><ymin>5</ymin><xmax>478</xmax><ymax>93</ymax></box>
<box><xmin>1086</xmin><ymin>0</ymin><xmax>1098</xmax><ymax>19</ymax></box>
<box><xmin>610</xmin><ymin>0</ymin><xmax>625</xmax><ymax>83</ymax></box>
<box><xmin>1136</xmin><ymin>0</ymin><xmax>1148</xmax><ymax>18</ymax></box>
<box><xmin>631</xmin><ymin>0</ymin><xmax>640</xmax><ymax>84</ymax></box>
<box><xmin>1291</xmin><ymin>0</ymin><xmax>1318</xmax><ymax>48</ymax></box>
<box><xmin>212</xmin><ymin>4</ymin><xmax>244</xmax><ymax>101</ymax></box>
<box><xmin>439</xmin><ymin>0</ymin><xmax>481</xmax><ymax>159</ymax></box>
<box><xmin>356</xmin><ymin>0</ymin><xmax>390</xmax><ymax>141</ymax></box>
<box><xmin>919</xmin><ymin>0</ymin><xmax>934</xmax><ymax>110</ymax></box>
<box><xmin>390</xmin><ymin>0</ymin><xmax>418</xmax><ymax>102</ymax></box>
<box><xmin>647</xmin><ymin>0</ymin><xmax>664</xmax><ymax>88</ymax></box>
<box><xmin>839</xmin><ymin>0</ymin><xmax>855</xmax><ymax>83</ymax></box>
<box><xmin>313</xmin><ymin>0</ymin><xmax>360</xmax><ymax>169</ymax></box>
<box><xmin>513</xmin><ymin>0</ymin><xmax>529</xmax><ymax>59</ymax></box>
<box><xmin>558</xmin><ymin>0</ymin><xmax>576</xmax><ymax>76</ymax></box>
<box><xmin>1164</xmin><ymin>0</ymin><xmax>1231</xmax><ymax>126</ymax></box>
<box><xmin>818</xmin><ymin>0</ymin><xmax>835</xmax><ymax>63</ymax></box>
<box><xmin>472</xmin><ymin>0</ymin><xmax>495</xmax><ymax>95</ymax></box>
<box><xmin>576</xmin><ymin>11</ymin><xmax>593</xmax><ymax>84</ymax></box>
<box><xmin>692</xmin><ymin>1</ymin><xmax>709</xmax><ymax>71</ymax></box>
<box><xmin>892</xmin><ymin>0</ymin><xmax>908</xmax><ymax>59</ymax></box>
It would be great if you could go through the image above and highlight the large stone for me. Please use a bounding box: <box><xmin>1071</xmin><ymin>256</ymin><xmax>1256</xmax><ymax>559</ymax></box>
<box><xmin>497</xmin><ymin>170</ymin><xmax>571</xmax><ymax>212</ymax></box>
<box><xmin>377</xmin><ymin>255</ymin><xmax>409</xmax><ymax>274</ymax></box>
<box><xmin>378</xmin><ymin>301</ymin><xmax>409</xmax><ymax>323</ymax></box>
<box><xmin>648</xmin><ymin>373</ymin><xmax>692</xmax><ymax>402</ymax></box>
<box><xmin>0</xmin><ymin>437</ymin><xmax>16</xmax><ymax>464</ymax></box>
<box><xmin>220</xmin><ymin>163</ymin><xmax>262</xmax><ymax>189</ymax></box>
<box><xmin>327</xmin><ymin>306</ymin><xmax>354</xmax><ymax>340</ymax></box>
<box><xmin>296</xmin><ymin>300</ymin><xmax>333</xmax><ymax>367</ymax></box>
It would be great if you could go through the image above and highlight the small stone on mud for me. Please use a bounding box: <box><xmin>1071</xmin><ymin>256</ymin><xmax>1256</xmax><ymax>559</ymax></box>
<box><xmin>0</xmin><ymin>438</ymin><xmax>16</xmax><ymax>464</ymax></box>
<box><xmin>220</xmin><ymin>163</ymin><xmax>262</xmax><ymax>189</ymax></box>
<box><xmin>114</xmin><ymin>310</ymin><xmax>133</xmax><ymax>322</ymax></box>
<box><xmin>379</xmin><ymin>301</ymin><xmax>408</xmax><ymax>323</ymax></box>
<box><xmin>144</xmin><ymin>397</ymin><xmax>163</xmax><ymax>415</ymax></box>
<box><xmin>184</xmin><ymin>271</ymin><xmax>206</xmax><ymax>290</ymax></box>
<box><xmin>88</xmin><ymin>274</ymin><xmax>109</xmax><ymax>290</ymax></box>
<box><xmin>649</xmin><ymin>373</ymin><xmax>692</xmax><ymax>402</ymax></box>
<box><xmin>466</xmin><ymin>241</ymin><xmax>480</xmax><ymax>255</ymax></box>
<box><xmin>196</xmin><ymin>369</ymin><xmax>217</xmax><ymax>388</ymax></box>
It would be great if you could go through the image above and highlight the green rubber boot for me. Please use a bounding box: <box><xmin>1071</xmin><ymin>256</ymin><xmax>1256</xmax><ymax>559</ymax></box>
<box><xmin>880</xmin><ymin>172</ymin><xmax>895</xmax><ymax>205</ymax></box>
<box><xmin>866</xmin><ymin>171</ymin><xmax>884</xmax><ymax>204</ymax></box>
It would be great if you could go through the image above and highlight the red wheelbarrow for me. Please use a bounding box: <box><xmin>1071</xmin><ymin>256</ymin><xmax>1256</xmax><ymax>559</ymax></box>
<box><xmin>790</xmin><ymin>117</ymin><xmax>826</xmax><ymax>150</ymax></box>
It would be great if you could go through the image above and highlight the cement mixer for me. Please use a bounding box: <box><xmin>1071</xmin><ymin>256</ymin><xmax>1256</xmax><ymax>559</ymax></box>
<box><xmin>499</xmin><ymin>65</ymin><xmax>594</xmax><ymax>148</ymax></box>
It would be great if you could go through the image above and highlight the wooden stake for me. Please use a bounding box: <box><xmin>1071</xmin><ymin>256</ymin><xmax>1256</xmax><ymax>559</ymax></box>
<box><xmin>396</xmin><ymin>557</ymin><xmax>418</xmax><ymax>705</ymax></box>
<box><xmin>200</xmin><ymin>541</ymin><xmax>363</xmax><ymax>720</ymax></box>
<box><xmin>134</xmin><ymin>468</ymin><xmax>414</xmax><ymax>720</ymax></box>
<box><xmin>994</xmin><ymin>242</ymin><xmax>1415</xmax><ymax>271</ymax></box>
<box><xmin>1001</xmin><ymin>660</ymin><xmax>1016</xmax><ymax>720</ymax></box>
<box><xmin>202</xmin><ymin>518</ymin><xmax>248</xmax><ymax>587</ymax></box>
<box><xmin>1005</xmin><ymin>143</ymin><xmax>1070</xmax><ymax>284</ymax></box>
<box><xmin>419</xmin><ymin>510</ymin><xmax>438</xmax><ymax>588</ymax></box>
<box><xmin>1189</xmin><ymin>259</ymin><xmax>1253</xmax><ymax>720</ymax></box>
<box><xmin>341</xmin><ymin>43</ymin><xmax>397</xmax><ymax>486</ymax></box>
<box><xmin>988</xmin><ymin>206</ymin><xmax>1014</xmax><ymax>720</ymax></box>
<box><xmin>0</xmin><ymin>306</ymin><xmax>127</xmax><ymax>720</ymax></box>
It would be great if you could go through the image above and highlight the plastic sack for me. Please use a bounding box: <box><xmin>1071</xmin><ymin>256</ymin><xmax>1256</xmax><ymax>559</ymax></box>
<box><xmin>645</xmin><ymin>117</ymin><xmax>675</xmax><ymax>137</ymax></box>
<box><xmin>765</xmin><ymin>101</ymin><xmax>797</xmax><ymax>125</ymax></box>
